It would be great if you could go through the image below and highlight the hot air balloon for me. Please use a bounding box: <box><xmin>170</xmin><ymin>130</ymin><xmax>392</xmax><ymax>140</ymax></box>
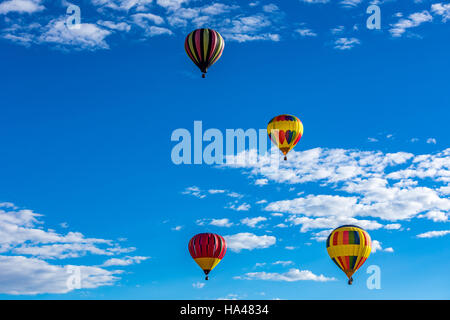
<box><xmin>185</xmin><ymin>28</ymin><xmax>225</xmax><ymax>78</ymax></box>
<box><xmin>188</xmin><ymin>233</ymin><xmax>227</xmax><ymax>280</ymax></box>
<box><xmin>326</xmin><ymin>225</ymin><xmax>372</xmax><ymax>285</ymax></box>
<box><xmin>267</xmin><ymin>114</ymin><xmax>303</xmax><ymax>161</ymax></box>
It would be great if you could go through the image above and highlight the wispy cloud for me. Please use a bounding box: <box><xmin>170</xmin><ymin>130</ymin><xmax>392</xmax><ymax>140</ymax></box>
<box><xmin>334</xmin><ymin>37</ymin><xmax>360</xmax><ymax>50</ymax></box>
<box><xmin>235</xmin><ymin>268</ymin><xmax>335</xmax><ymax>282</ymax></box>
<box><xmin>390</xmin><ymin>10</ymin><xmax>433</xmax><ymax>37</ymax></box>
<box><xmin>416</xmin><ymin>230</ymin><xmax>450</xmax><ymax>238</ymax></box>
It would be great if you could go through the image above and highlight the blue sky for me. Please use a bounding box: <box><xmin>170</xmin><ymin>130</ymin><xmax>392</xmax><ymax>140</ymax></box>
<box><xmin>0</xmin><ymin>0</ymin><xmax>449</xmax><ymax>299</ymax></box>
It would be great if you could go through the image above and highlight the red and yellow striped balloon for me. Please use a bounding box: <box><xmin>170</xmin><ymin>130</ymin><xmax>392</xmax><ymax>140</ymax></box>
<box><xmin>326</xmin><ymin>225</ymin><xmax>372</xmax><ymax>285</ymax></box>
<box><xmin>185</xmin><ymin>28</ymin><xmax>225</xmax><ymax>78</ymax></box>
<box><xmin>188</xmin><ymin>233</ymin><xmax>227</xmax><ymax>280</ymax></box>
<box><xmin>267</xmin><ymin>114</ymin><xmax>303</xmax><ymax>161</ymax></box>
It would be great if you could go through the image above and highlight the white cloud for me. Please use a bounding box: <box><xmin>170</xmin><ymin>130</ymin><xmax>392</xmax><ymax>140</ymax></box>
<box><xmin>416</xmin><ymin>230</ymin><xmax>450</xmax><ymax>238</ymax></box>
<box><xmin>272</xmin><ymin>260</ymin><xmax>294</xmax><ymax>266</ymax></box>
<box><xmin>331</xmin><ymin>25</ymin><xmax>345</xmax><ymax>34</ymax></box>
<box><xmin>101</xmin><ymin>256</ymin><xmax>149</xmax><ymax>267</ymax></box>
<box><xmin>334</xmin><ymin>37</ymin><xmax>360</xmax><ymax>50</ymax></box>
<box><xmin>208</xmin><ymin>189</ymin><xmax>226</xmax><ymax>194</ymax></box>
<box><xmin>39</xmin><ymin>18</ymin><xmax>112</xmax><ymax>50</ymax></box>
<box><xmin>300</xmin><ymin>0</ymin><xmax>329</xmax><ymax>4</ymax></box>
<box><xmin>431</xmin><ymin>3</ymin><xmax>450</xmax><ymax>22</ymax></box>
<box><xmin>371</xmin><ymin>240</ymin><xmax>394</xmax><ymax>253</ymax></box>
<box><xmin>192</xmin><ymin>281</ymin><xmax>205</xmax><ymax>289</ymax></box>
<box><xmin>385</xmin><ymin>223</ymin><xmax>402</xmax><ymax>230</ymax></box>
<box><xmin>0</xmin><ymin>203</ymin><xmax>145</xmax><ymax>294</ymax></box>
<box><xmin>262</xmin><ymin>4</ymin><xmax>279</xmax><ymax>13</ymax></box>
<box><xmin>0</xmin><ymin>0</ymin><xmax>44</xmax><ymax>15</ymax></box>
<box><xmin>427</xmin><ymin>138</ymin><xmax>437</xmax><ymax>144</ymax></box>
<box><xmin>236</xmin><ymin>268</ymin><xmax>335</xmax><ymax>282</ymax></box>
<box><xmin>340</xmin><ymin>0</ymin><xmax>362</xmax><ymax>8</ymax></box>
<box><xmin>390</xmin><ymin>10</ymin><xmax>433</xmax><ymax>37</ymax></box>
<box><xmin>275</xmin><ymin>223</ymin><xmax>288</xmax><ymax>228</ymax></box>
<box><xmin>227</xmin><ymin>202</ymin><xmax>251</xmax><ymax>211</ymax></box>
<box><xmin>132</xmin><ymin>13</ymin><xmax>165</xmax><ymax>26</ymax></box>
<box><xmin>418</xmin><ymin>210</ymin><xmax>448</xmax><ymax>222</ymax></box>
<box><xmin>241</xmin><ymin>216</ymin><xmax>267</xmax><ymax>228</ymax></box>
<box><xmin>286</xmin><ymin>215</ymin><xmax>384</xmax><ymax>233</ymax></box>
<box><xmin>182</xmin><ymin>186</ymin><xmax>206</xmax><ymax>198</ymax></box>
<box><xmin>224</xmin><ymin>233</ymin><xmax>276</xmax><ymax>252</ymax></box>
<box><xmin>209</xmin><ymin>218</ymin><xmax>233</xmax><ymax>227</ymax></box>
<box><xmin>91</xmin><ymin>0</ymin><xmax>154</xmax><ymax>12</ymax></box>
<box><xmin>97</xmin><ymin>20</ymin><xmax>131</xmax><ymax>32</ymax></box>
<box><xmin>0</xmin><ymin>255</ymin><xmax>120</xmax><ymax>295</ymax></box>
<box><xmin>295</xmin><ymin>28</ymin><xmax>317</xmax><ymax>37</ymax></box>
<box><xmin>227</xmin><ymin>192</ymin><xmax>244</xmax><ymax>199</ymax></box>
<box><xmin>156</xmin><ymin>0</ymin><xmax>189</xmax><ymax>11</ymax></box>
<box><xmin>222</xmin><ymin>148</ymin><xmax>449</xmax><ymax>226</ymax></box>
<box><xmin>255</xmin><ymin>178</ymin><xmax>268</xmax><ymax>186</ymax></box>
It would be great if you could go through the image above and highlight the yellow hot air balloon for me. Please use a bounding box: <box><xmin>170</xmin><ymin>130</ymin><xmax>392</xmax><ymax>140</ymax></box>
<box><xmin>267</xmin><ymin>114</ymin><xmax>303</xmax><ymax>161</ymax></box>
<box><xmin>326</xmin><ymin>225</ymin><xmax>372</xmax><ymax>285</ymax></box>
<box><xmin>188</xmin><ymin>233</ymin><xmax>227</xmax><ymax>280</ymax></box>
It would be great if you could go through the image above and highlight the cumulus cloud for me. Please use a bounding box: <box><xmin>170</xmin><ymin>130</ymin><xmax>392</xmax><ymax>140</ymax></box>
<box><xmin>431</xmin><ymin>3</ymin><xmax>450</xmax><ymax>22</ymax></box>
<box><xmin>39</xmin><ymin>17</ymin><xmax>112</xmax><ymax>50</ymax></box>
<box><xmin>0</xmin><ymin>203</ymin><xmax>146</xmax><ymax>294</ymax></box>
<box><xmin>197</xmin><ymin>218</ymin><xmax>233</xmax><ymax>228</ymax></box>
<box><xmin>0</xmin><ymin>255</ymin><xmax>121</xmax><ymax>295</ymax></box>
<box><xmin>224</xmin><ymin>233</ymin><xmax>276</xmax><ymax>252</ymax></box>
<box><xmin>371</xmin><ymin>240</ymin><xmax>394</xmax><ymax>253</ymax></box>
<box><xmin>241</xmin><ymin>216</ymin><xmax>267</xmax><ymax>228</ymax></box>
<box><xmin>219</xmin><ymin>147</ymin><xmax>449</xmax><ymax>242</ymax></box>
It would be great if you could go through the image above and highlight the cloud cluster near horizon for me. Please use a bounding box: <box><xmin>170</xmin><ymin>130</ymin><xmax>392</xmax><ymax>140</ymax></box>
<box><xmin>0</xmin><ymin>203</ymin><xmax>149</xmax><ymax>295</ymax></box>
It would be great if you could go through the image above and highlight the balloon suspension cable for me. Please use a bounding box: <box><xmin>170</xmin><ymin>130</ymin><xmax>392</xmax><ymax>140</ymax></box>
<box><xmin>348</xmin><ymin>277</ymin><xmax>353</xmax><ymax>285</ymax></box>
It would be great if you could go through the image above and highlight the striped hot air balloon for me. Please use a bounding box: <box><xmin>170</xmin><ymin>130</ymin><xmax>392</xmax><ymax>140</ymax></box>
<box><xmin>326</xmin><ymin>225</ymin><xmax>372</xmax><ymax>285</ymax></box>
<box><xmin>185</xmin><ymin>28</ymin><xmax>225</xmax><ymax>78</ymax></box>
<box><xmin>267</xmin><ymin>114</ymin><xmax>304</xmax><ymax>161</ymax></box>
<box><xmin>188</xmin><ymin>233</ymin><xmax>227</xmax><ymax>280</ymax></box>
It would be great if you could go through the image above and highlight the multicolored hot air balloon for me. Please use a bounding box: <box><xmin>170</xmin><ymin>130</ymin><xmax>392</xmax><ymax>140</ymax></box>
<box><xmin>326</xmin><ymin>225</ymin><xmax>372</xmax><ymax>285</ymax></box>
<box><xmin>267</xmin><ymin>114</ymin><xmax>303</xmax><ymax>161</ymax></box>
<box><xmin>188</xmin><ymin>233</ymin><xmax>227</xmax><ymax>280</ymax></box>
<box><xmin>185</xmin><ymin>28</ymin><xmax>225</xmax><ymax>78</ymax></box>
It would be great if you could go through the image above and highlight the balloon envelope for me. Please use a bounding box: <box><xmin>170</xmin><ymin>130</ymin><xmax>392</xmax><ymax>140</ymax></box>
<box><xmin>267</xmin><ymin>114</ymin><xmax>303</xmax><ymax>160</ymax></box>
<box><xmin>188</xmin><ymin>233</ymin><xmax>227</xmax><ymax>279</ymax></box>
<box><xmin>326</xmin><ymin>225</ymin><xmax>372</xmax><ymax>284</ymax></box>
<box><xmin>185</xmin><ymin>28</ymin><xmax>225</xmax><ymax>77</ymax></box>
